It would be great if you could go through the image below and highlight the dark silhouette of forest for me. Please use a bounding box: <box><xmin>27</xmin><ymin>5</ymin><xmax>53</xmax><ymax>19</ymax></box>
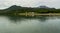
<box><xmin>0</xmin><ymin>5</ymin><xmax>60</xmax><ymax>15</ymax></box>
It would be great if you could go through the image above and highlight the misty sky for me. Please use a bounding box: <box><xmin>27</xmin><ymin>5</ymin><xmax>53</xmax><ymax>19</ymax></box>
<box><xmin>0</xmin><ymin>0</ymin><xmax>60</xmax><ymax>9</ymax></box>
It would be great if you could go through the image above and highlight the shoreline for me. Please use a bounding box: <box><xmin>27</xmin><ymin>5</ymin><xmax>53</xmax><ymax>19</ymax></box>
<box><xmin>18</xmin><ymin>13</ymin><xmax>60</xmax><ymax>16</ymax></box>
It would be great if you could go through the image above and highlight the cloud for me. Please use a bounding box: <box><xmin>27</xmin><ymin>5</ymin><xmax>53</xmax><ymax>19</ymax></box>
<box><xmin>0</xmin><ymin>0</ymin><xmax>60</xmax><ymax>9</ymax></box>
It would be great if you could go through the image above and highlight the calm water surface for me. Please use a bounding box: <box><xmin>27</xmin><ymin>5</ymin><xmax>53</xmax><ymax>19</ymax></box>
<box><xmin>0</xmin><ymin>16</ymin><xmax>60</xmax><ymax>33</ymax></box>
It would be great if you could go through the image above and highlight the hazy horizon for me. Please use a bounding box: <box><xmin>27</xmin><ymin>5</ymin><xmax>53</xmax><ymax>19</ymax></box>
<box><xmin>0</xmin><ymin>0</ymin><xmax>60</xmax><ymax>9</ymax></box>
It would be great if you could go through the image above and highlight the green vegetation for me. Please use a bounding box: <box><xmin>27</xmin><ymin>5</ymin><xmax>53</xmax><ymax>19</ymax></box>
<box><xmin>0</xmin><ymin>5</ymin><xmax>60</xmax><ymax>16</ymax></box>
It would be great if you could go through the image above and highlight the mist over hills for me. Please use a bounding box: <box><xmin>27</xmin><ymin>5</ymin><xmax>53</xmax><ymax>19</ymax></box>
<box><xmin>0</xmin><ymin>5</ymin><xmax>60</xmax><ymax>14</ymax></box>
<box><xmin>4</xmin><ymin>5</ymin><xmax>56</xmax><ymax>10</ymax></box>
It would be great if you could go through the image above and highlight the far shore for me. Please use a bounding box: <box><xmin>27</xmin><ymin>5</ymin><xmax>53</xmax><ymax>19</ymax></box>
<box><xmin>18</xmin><ymin>13</ymin><xmax>60</xmax><ymax>16</ymax></box>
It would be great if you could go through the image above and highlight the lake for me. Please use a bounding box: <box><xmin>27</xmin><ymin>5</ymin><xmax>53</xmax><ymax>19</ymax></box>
<box><xmin>0</xmin><ymin>16</ymin><xmax>60</xmax><ymax>33</ymax></box>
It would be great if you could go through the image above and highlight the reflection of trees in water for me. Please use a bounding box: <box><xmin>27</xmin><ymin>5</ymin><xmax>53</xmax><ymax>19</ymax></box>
<box><xmin>7</xmin><ymin>15</ymin><xmax>49</xmax><ymax>23</ymax></box>
<box><xmin>8</xmin><ymin>16</ymin><xmax>23</xmax><ymax>22</ymax></box>
<box><xmin>34</xmin><ymin>16</ymin><xmax>50</xmax><ymax>22</ymax></box>
<box><xmin>7</xmin><ymin>16</ymin><xmax>34</xmax><ymax>23</ymax></box>
<box><xmin>38</xmin><ymin>16</ymin><xmax>49</xmax><ymax>22</ymax></box>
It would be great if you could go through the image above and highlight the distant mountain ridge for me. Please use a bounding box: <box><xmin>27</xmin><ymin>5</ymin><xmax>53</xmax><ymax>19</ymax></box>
<box><xmin>6</xmin><ymin>5</ymin><xmax>53</xmax><ymax>10</ymax></box>
<box><xmin>0</xmin><ymin>5</ymin><xmax>60</xmax><ymax>14</ymax></box>
<box><xmin>5</xmin><ymin>5</ymin><xmax>22</xmax><ymax>10</ymax></box>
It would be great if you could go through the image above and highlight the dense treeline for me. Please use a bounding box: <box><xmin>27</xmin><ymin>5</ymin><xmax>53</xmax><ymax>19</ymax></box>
<box><xmin>0</xmin><ymin>5</ymin><xmax>60</xmax><ymax>15</ymax></box>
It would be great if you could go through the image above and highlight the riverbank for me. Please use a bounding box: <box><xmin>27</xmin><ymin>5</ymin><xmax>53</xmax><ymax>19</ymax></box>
<box><xmin>18</xmin><ymin>13</ymin><xmax>60</xmax><ymax>16</ymax></box>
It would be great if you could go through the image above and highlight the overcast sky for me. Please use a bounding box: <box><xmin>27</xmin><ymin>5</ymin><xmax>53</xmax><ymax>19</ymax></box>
<box><xmin>0</xmin><ymin>0</ymin><xmax>60</xmax><ymax>9</ymax></box>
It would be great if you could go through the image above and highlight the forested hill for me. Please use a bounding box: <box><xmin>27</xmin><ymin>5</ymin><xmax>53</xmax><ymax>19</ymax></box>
<box><xmin>0</xmin><ymin>5</ymin><xmax>60</xmax><ymax>13</ymax></box>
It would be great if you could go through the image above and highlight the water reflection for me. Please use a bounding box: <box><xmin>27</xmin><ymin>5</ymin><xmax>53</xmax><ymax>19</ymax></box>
<box><xmin>0</xmin><ymin>15</ymin><xmax>60</xmax><ymax>33</ymax></box>
<box><xmin>7</xmin><ymin>16</ymin><xmax>49</xmax><ymax>22</ymax></box>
